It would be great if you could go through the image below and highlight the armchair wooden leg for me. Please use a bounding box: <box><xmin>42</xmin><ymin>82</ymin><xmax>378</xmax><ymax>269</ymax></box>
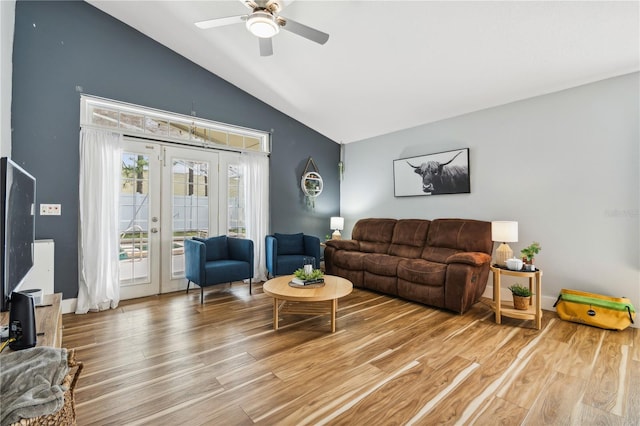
<box><xmin>200</xmin><ymin>287</ymin><xmax>204</xmax><ymax>304</ymax></box>
<box><xmin>249</xmin><ymin>279</ymin><xmax>252</xmax><ymax>295</ymax></box>
<box><xmin>186</xmin><ymin>280</ymin><xmax>191</xmax><ymax>294</ymax></box>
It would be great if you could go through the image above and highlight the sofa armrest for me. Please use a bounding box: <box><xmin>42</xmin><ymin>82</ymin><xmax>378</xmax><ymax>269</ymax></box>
<box><xmin>185</xmin><ymin>239</ymin><xmax>206</xmax><ymax>284</ymax></box>
<box><xmin>446</xmin><ymin>252</ymin><xmax>491</xmax><ymax>266</ymax></box>
<box><xmin>228</xmin><ymin>237</ymin><xmax>254</xmax><ymax>273</ymax></box>
<box><xmin>325</xmin><ymin>239</ymin><xmax>359</xmax><ymax>251</ymax></box>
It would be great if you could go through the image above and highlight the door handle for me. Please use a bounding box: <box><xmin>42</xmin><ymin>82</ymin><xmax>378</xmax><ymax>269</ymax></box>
<box><xmin>151</xmin><ymin>228</ymin><xmax>158</xmax><ymax>233</ymax></box>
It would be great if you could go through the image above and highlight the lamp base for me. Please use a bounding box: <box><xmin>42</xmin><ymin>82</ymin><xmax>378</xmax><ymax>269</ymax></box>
<box><xmin>495</xmin><ymin>243</ymin><xmax>513</xmax><ymax>267</ymax></box>
<box><xmin>331</xmin><ymin>230</ymin><xmax>342</xmax><ymax>240</ymax></box>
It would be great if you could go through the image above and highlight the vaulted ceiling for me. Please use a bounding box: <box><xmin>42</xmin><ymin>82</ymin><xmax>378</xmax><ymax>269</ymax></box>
<box><xmin>87</xmin><ymin>1</ymin><xmax>639</xmax><ymax>144</ymax></box>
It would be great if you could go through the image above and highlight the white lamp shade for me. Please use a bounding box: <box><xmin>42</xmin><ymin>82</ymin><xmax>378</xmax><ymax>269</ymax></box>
<box><xmin>491</xmin><ymin>221</ymin><xmax>518</xmax><ymax>242</ymax></box>
<box><xmin>330</xmin><ymin>216</ymin><xmax>344</xmax><ymax>231</ymax></box>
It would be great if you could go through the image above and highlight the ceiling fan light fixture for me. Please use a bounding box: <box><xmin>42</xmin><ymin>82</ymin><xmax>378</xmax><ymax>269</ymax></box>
<box><xmin>246</xmin><ymin>11</ymin><xmax>279</xmax><ymax>38</ymax></box>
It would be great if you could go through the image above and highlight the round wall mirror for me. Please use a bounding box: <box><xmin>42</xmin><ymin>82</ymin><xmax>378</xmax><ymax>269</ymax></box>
<box><xmin>301</xmin><ymin>172</ymin><xmax>323</xmax><ymax>197</ymax></box>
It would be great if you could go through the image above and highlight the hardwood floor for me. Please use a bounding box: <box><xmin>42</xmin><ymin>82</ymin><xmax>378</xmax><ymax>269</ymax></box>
<box><xmin>62</xmin><ymin>282</ymin><xmax>639</xmax><ymax>425</ymax></box>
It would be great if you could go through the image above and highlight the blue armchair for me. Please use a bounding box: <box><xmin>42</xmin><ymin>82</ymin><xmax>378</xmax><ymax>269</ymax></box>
<box><xmin>265</xmin><ymin>233</ymin><xmax>321</xmax><ymax>278</ymax></box>
<box><xmin>185</xmin><ymin>236</ymin><xmax>254</xmax><ymax>303</ymax></box>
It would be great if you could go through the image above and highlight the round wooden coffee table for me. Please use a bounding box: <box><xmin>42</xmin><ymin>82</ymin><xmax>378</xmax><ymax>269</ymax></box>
<box><xmin>262</xmin><ymin>275</ymin><xmax>353</xmax><ymax>332</ymax></box>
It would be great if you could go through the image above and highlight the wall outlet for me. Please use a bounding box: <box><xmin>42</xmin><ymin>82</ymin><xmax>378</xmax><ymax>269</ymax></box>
<box><xmin>40</xmin><ymin>204</ymin><xmax>61</xmax><ymax>216</ymax></box>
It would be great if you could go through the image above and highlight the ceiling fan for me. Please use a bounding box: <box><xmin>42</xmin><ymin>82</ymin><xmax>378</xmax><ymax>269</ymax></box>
<box><xmin>194</xmin><ymin>0</ymin><xmax>329</xmax><ymax>56</ymax></box>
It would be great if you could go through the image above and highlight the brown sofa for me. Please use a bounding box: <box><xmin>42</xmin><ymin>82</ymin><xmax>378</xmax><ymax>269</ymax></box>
<box><xmin>324</xmin><ymin>218</ymin><xmax>493</xmax><ymax>314</ymax></box>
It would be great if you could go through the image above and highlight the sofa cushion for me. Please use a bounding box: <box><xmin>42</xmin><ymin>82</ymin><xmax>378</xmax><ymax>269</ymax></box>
<box><xmin>364</xmin><ymin>254</ymin><xmax>402</xmax><ymax>277</ymax></box>
<box><xmin>426</xmin><ymin>219</ymin><xmax>492</xmax><ymax>254</ymax></box>
<box><xmin>352</xmin><ymin>218</ymin><xmax>396</xmax><ymax>253</ymax></box>
<box><xmin>203</xmin><ymin>236</ymin><xmax>228</xmax><ymax>261</ymax></box>
<box><xmin>388</xmin><ymin>219</ymin><xmax>431</xmax><ymax>258</ymax></box>
<box><xmin>274</xmin><ymin>233</ymin><xmax>304</xmax><ymax>255</ymax></box>
<box><xmin>397</xmin><ymin>258</ymin><xmax>447</xmax><ymax>287</ymax></box>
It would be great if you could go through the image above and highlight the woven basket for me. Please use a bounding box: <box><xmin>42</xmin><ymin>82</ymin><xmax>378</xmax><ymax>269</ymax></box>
<box><xmin>10</xmin><ymin>349</ymin><xmax>83</xmax><ymax>426</ymax></box>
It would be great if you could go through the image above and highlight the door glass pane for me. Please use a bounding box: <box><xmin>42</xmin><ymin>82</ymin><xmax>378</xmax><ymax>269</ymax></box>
<box><xmin>172</xmin><ymin>159</ymin><xmax>210</xmax><ymax>278</ymax></box>
<box><xmin>119</xmin><ymin>152</ymin><xmax>150</xmax><ymax>285</ymax></box>
<box><xmin>228</xmin><ymin>164</ymin><xmax>245</xmax><ymax>238</ymax></box>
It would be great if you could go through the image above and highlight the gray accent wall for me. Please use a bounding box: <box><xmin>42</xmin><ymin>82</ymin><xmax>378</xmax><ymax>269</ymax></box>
<box><xmin>10</xmin><ymin>1</ymin><xmax>339</xmax><ymax>299</ymax></box>
<box><xmin>342</xmin><ymin>72</ymin><xmax>640</xmax><ymax>317</ymax></box>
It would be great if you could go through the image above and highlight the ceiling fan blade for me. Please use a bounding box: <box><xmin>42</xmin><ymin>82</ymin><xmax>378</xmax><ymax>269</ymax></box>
<box><xmin>195</xmin><ymin>15</ymin><xmax>246</xmax><ymax>29</ymax></box>
<box><xmin>280</xmin><ymin>17</ymin><xmax>329</xmax><ymax>45</ymax></box>
<box><xmin>239</xmin><ymin>0</ymin><xmax>259</xmax><ymax>10</ymax></box>
<box><xmin>259</xmin><ymin>37</ymin><xmax>274</xmax><ymax>56</ymax></box>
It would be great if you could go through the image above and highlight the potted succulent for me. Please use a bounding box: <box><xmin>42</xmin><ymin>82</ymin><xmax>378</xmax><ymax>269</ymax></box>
<box><xmin>521</xmin><ymin>241</ymin><xmax>541</xmax><ymax>271</ymax></box>
<box><xmin>508</xmin><ymin>284</ymin><xmax>532</xmax><ymax>310</ymax></box>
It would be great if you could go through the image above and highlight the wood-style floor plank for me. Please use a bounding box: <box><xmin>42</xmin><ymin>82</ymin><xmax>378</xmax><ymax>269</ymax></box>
<box><xmin>62</xmin><ymin>284</ymin><xmax>639</xmax><ymax>425</ymax></box>
<box><xmin>524</xmin><ymin>371</ymin><xmax>587</xmax><ymax>425</ymax></box>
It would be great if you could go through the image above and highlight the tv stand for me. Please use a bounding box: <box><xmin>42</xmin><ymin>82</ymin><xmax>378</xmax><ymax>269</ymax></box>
<box><xmin>1</xmin><ymin>293</ymin><xmax>62</xmax><ymax>348</ymax></box>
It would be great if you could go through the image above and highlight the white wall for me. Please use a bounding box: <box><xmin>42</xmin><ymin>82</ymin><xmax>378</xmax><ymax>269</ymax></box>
<box><xmin>342</xmin><ymin>72</ymin><xmax>639</xmax><ymax>322</ymax></box>
<box><xmin>0</xmin><ymin>0</ymin><xmax>15</xmax><ymax>158</ymax></box>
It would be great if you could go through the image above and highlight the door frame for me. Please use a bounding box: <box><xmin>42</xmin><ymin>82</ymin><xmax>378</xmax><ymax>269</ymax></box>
<box><xmin>118</xmin><ymin>139</ymin><xmax>162</xmax><ymax>300</ymax></box>
<box><xmin>159</xmin><ymin>145</ymin><xmax>220</xmax><ymax>294</ymax></box>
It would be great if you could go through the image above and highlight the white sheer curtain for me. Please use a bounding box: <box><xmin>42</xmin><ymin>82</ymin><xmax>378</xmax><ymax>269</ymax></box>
<box><xmin>241</xmin><ymin>153</ymin><xmax>269</xmax><ymax>282</ymax></box>
<box><xmin>76</xmin><ymin>128</ymin><xmax>122</xmax><ymax>314</ymax></box>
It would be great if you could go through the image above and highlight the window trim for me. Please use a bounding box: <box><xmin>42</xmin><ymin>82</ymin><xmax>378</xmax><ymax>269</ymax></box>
<box><xmin>80</xmin><ymin>94</ymin><xmax>270</xmax><ymax>154</ymax></box>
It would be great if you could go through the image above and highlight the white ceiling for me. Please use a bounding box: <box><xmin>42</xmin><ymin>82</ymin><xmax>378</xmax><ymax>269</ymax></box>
<box><xmin>87</xmin><ymin>1</ymin><xmax>639</xmax><ymax>144</ymax></box>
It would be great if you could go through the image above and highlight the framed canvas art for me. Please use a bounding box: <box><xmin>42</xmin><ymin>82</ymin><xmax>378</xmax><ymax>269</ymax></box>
<box><xmin>393</xmin><ymin>148</ymin><xmax>470</xmax><ymax>197</ymax></box>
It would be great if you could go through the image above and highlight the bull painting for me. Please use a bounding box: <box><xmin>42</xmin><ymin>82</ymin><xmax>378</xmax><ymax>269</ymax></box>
<box><xmin>393</xmin><ymin>148</ymin><xmax>470</xmax><ymax>197</ymax></box>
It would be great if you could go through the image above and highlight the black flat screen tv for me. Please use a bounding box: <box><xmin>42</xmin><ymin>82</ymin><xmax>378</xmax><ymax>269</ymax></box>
<box><xmin>1</xmin><ymin>157</ymin><xmax>36</xmax><ymax>312</ymax></box>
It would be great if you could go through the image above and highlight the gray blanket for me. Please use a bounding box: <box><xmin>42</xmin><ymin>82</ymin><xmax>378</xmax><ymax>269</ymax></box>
<box><xmin>0</xmin><ymin>347</ymin><xmax>69</xmax><ymax>426</ymax></box>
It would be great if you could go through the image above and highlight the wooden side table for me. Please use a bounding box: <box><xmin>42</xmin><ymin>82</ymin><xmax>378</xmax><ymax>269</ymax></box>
<box><xmin>490</xmin><ymin>266</ymin><xmax>543</xmax><ymax>329</ymax></box>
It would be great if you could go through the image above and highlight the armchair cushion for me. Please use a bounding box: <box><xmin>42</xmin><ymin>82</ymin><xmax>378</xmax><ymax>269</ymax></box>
<box><xmin>274</xmin><ymin>233</ymin><xmax>304</xmax><ymax>255</ymax></box>
<box><xmin>202</xmin><ymin>235</ymin><xmax>229</xmax><ymax>261</ymax></box>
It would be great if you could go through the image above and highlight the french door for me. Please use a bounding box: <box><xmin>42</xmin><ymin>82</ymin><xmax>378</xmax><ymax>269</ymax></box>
<box><xmin>119</xmin><ymin>139</ymin><xmax>219</xmax><ymax>299</ymax></box>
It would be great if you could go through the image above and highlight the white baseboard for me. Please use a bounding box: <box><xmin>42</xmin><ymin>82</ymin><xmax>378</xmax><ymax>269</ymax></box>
<box><xmin>61</xmin><ymin>298</ymin><xmax>77</xmax><ymax>314</ymax></box>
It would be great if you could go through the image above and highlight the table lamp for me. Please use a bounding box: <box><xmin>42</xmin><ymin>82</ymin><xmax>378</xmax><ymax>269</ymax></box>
<box><xmin>330</xmin><ymin>216</ymin><xmax>344</xmax><ymax>240</ymax></box>
<box><xmin>491</xmin><ymin>221</ymin><xmax>518</xmax><ymax>267</ymax></box>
